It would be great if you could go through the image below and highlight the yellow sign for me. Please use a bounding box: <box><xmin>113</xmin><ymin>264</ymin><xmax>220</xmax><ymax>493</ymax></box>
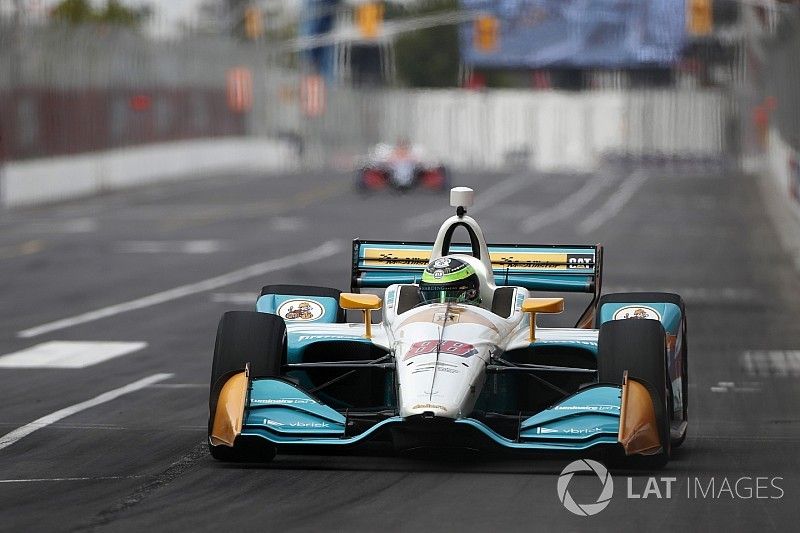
<box><xmin>356</xmin><ymin>3</ymin><xmax>384</xmax><ymax>39</ymax></box>
<box><xmin>687</xmin><ymin>0</ymin><xmax>713</xmax><ymax>36</ymax></box>
<box><xmin>474</xmin><ymin>15</ymin><xmax>499</xmax><ymax>52</ymax></box>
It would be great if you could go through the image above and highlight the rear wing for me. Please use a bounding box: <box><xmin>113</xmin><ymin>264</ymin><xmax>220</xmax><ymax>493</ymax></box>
<box><xmin>351</xmin><ymin>240</ymin><xmax>603</xmax><ymax>327</ymax></box>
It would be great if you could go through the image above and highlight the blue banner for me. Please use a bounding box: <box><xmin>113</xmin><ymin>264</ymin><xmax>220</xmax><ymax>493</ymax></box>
<box><xmin>460</xmin><ymin>0</ymin><xmax>686</xmax><ymax>68</ymax></box>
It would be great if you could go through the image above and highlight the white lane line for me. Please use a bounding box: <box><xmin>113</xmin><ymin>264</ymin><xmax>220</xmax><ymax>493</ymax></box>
<box><xmin>210</xmin><ymin>292</ymin><xmax>258</xmax><ymax>305</ymax></box>
<box><xmin>0</xmin><ymin>373</ymin><xmax>173</xmax><ymax>451</ymax></box>
<box><xmin>603</xmin><ymin>286</ymin><xmax>755</xmax><ymax>303</ymax></box>
<box><xmin>742</xmin><ymin>351</ymin><xmax>800</xmax><ymax>377</ymax></box>
<box><xmin>116</xmin><ymin>240</ymin><xmax>224</xmax><ymax>254</ymax></box>
<box><xmin>710</xmin><ymin>381</ymin><xmax>762</xmax><ymax>393</ymax></box>
<box><xmin>578</xmin><ymin>170</ymin><xmax>648</xmax><ymax>234</ymax></box>
<box><xmin>148</xmin><ymin>383</ymin><xmax>206</xmax><ymax>388</ymax></box>
<box><xmin>404</xmin><ymin>174</ymin><xmax>542</xmax><ymax>231</ymax></box>
<box><xmin>17</xmin><ymin>240</ymin><xmax>343</xmax><ymax>339</ymax></box>
<box><xmin>521</xmin><ymin>172</ymin><xmax>615</xmax><ymax>233</ymax></box>
<box><xmin>0</xmin><ymin>341</ymin><xmax>147</xmax><ymax>369</ymax></box>
<box><xmin>0</xmin><ymin>476</ymin><xmax>141</xmax><ymax>483</ymax></box>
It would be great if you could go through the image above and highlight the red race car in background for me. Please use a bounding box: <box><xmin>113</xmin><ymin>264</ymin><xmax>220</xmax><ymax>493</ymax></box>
<box><xmin>356</xmin><ymin>141</ymin><xmax>449</xmax><ymax>192</ymax></box>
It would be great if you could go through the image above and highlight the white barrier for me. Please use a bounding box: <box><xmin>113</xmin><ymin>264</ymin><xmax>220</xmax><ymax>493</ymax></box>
<box><xmin>373</xmin><ymin>89</ymin><xmax>727</xmax><ymax>172</ymax></box>
<box><xmin>1</xmin><ymin>137</ymin><xmax>297</xmax><ymax>208</ymax></box>
<box><xmin>762</xmin><ymin>128</ymin><xmax>800</xmax><ymax>270</ymax></box>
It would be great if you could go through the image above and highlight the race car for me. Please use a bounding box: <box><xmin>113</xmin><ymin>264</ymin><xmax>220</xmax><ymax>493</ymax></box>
<box><xmin>209</xmin><ymin>187</ymin><xmax>688</xmax><ymax>467</ymax></box>
<box><xmin>355</xmin><ymin>141</ymin><xmax>449</xmax><ymax>192</ymax></box>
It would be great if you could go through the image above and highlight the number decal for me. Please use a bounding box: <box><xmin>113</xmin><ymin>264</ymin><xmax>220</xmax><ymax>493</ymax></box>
<box><xmin>404</xmin><ymin>340</ymin><xmax>478</xmax><ymax>360</ymax></box>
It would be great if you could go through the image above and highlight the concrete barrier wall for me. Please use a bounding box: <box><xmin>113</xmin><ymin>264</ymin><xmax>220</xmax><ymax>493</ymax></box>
<box><xmin>0</xmin><ymin>137</ymin><xmax>297</xmax><ymax>208</ymax></box>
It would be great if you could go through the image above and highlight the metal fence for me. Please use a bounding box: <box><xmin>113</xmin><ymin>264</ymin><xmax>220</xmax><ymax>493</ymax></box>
<box><xmin>0</xmin><ymin>21</ymin><xmax>286</xmax><ymax>161</ymax></box>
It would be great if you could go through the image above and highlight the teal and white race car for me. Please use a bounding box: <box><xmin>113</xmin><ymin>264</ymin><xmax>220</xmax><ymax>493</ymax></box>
<box><xmin>209</xmin><ymin>187</ymin><xmax>688</xmax><ymax>467</ymax></box>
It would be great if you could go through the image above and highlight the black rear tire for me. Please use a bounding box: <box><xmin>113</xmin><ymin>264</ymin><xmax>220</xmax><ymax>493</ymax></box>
<box><xmin>209</xmin><ymin>311</ymin><xmax>285</xmax><ymax>462</ymax></box>
<box><xmin>260</xmin><ymin>284</ymin><xmax>345</xmax><ymax>323</ymax></box>
<box><xmin>598</xmin><ymin>319</ymin><xmax>670</xmax><ymax>468</ymax></box>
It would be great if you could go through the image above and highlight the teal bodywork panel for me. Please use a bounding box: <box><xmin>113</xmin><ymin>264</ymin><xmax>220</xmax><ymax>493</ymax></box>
<box><xmin>256</xmin><ymin>294</ymin><xmax>339</xmax><ymax>324</ymax></box>
<box><xmin>240</xmin><ymin>378</ymin><xmax>622</xmax><ymax>451</ymax></box>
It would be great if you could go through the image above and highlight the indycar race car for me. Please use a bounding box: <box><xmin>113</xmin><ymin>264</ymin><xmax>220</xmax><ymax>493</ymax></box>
<box><xmin>356</xmin><ymin>142</ymin><xmax>449</xmax><ymax>192</ymax></box>
<box><xmin>209</xmin><ymin>187</ymin><xmax>688</xmax><ymax>467</ymax></box>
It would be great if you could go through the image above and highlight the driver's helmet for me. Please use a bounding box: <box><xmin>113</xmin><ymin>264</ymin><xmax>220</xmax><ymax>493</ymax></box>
<box><xmin>419</xmin><ymin>256</ymin><xmax>481</xmax><ymax>305</ymax></box>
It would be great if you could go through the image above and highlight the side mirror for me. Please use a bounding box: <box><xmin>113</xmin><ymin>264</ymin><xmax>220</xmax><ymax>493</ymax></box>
<box><xmin>522</xmin><ymin>297</ymin><xmax>564</xmax><ymax>342</ymax></box>
<box><xmin>339</xmin><ymin>293</ymin><xmax>382</xmax><ymax>338</ymax></box>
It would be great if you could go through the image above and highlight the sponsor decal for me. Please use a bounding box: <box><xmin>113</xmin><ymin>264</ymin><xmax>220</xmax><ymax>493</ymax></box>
<box><xmin>566</xmin><ymin>253</ymin><xmax>594</xmax><ymax>269</ymax></box>
<box><xmin>432</xmin><ymin>311</ymin><xmax>459</xmax><ymax>323</ymax></box>
<box><xmin>278</xmin><ymin>299</ymin><xmax>325</xmax><ymax>321</ymax></box>
<box><xmin>612</xmin><ymin>305</ymin><xmax>661</xmax><ymax>321</ymax></box>
<box><xmin>363</xmin><ymin>249</ymin><xmax>431</xmax><ymax>267</ymax></box>
<box><xmin>514</xmin><ymin>291</ymin><xmax>525</xmax><ymax>312</ymax></box>
<box><xmin>296</xmin><ymin>334</ymin><xmax>359</xmax><ymax>341</ymax></box>
<box><xmin>404</xmin><ymin>340</ymin><xmax>478</xmax><ymax>360</ymax></box>
<box><xmin>411</xmin><ymin>363</ymin><xmax>461</xmax><ymax>375</ymax></box>
<box><xmin>537</xmin><ymin>426</ymin><xmax>603</xmax><ymax>435</ymax></box>
<box><xmin>432</xmin><ymin>257</ymin><xmax>451</xmax><ymax>268</ymax></box>
<box><xmin>552</xmin><ymin>405</ymin><xmax>619</xmax><ymax>412</ymax></box>
<box><xmin>558</xmin><ymin>459</ymin><xmax>614</xmax><ymax>516</ymax></box>
<box><xmin>535</xmin><ymin>340</ymin><xmax>597</xmax><ymax>347</ymax></box>
<box><xmin>263</xmin><ymin>419</ymin><xmax>331</xmax><ymax>428</ymax></box>
<box><xmin>411</xmin><ymin>403</ymin><xmax>447</xmax><ymax>411</ymax></box>
<box><xmin>251</xmin><ymin>398</ymin><xmax>317</xmax><ymax>405</ymax></box>
<box><xmin>495</xmin><ymin>252</ymin><xmax>568</xmax><ymax>270</ymax></box>
<box><xmin>363</xmin><ymin>248</ymin><xmax>595</xmax><ymax>271</ymax></box>
<box><xmin>385</xmin><ymin>289</ymin><xmax>396</xmax><ymax>309</ymax></box>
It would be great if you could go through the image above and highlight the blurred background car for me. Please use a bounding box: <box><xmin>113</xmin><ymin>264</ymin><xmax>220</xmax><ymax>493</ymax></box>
<box><xmin>356</xmin><ymin>140</ymin><xmax>449</xmax><ymax>192</ymax></box>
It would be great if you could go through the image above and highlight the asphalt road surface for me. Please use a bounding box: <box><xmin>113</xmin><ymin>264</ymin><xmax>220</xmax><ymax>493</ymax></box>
<box><xmin>1</xmin><ymin>164</ymin><xmax>799</xmax><ymax>532</ymax></box>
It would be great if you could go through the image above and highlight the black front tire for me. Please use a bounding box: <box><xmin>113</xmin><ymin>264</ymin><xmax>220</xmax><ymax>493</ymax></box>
<box><xmin>597</xmin><ymin>292</ymin><xmax>688</xmax><ymax>448</ymax></box>
<box><xmin>598</xmin><ymin>319</ymin><xmax>671</xmax><ymax>468</ymax></box>
<box><xmin>209</xmin><ymin>311</ymin><xmax>285</xmax><ymax>462</ymax></box>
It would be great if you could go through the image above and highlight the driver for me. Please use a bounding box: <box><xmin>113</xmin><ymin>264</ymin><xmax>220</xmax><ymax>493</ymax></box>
<box><xmin>419</xmin><ymin>256</ymin><xmax>481</xmax><ymax>305</ymax></box>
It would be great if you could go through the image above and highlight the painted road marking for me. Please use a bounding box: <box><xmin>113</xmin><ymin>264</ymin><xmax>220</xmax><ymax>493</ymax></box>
<box><xmin>0</xmin><ymin>476</ymin><xmax>142</xmax><ymax>483</ymax></box>
<box><xmin>603</xmin><ymin>286</ymin><xmax>755</xmax><ymax>303</ymax></box>
<box><xmin>578</xmin><ymin>170</ymin><xmax>648</xmax><ymax>233</ymax></box>
<box><xmin>742</xmin><ymin>351</ymin><xmax>800</xmax><ymax>377</ymax></box>
<box><xmin>270</xmin><ymin>217</ymin><xmax>306</xmax><ymax>232</ymax></box>
<box><xmin>17</xmin><ymin>240</ymin><xmax>343</xmax><ymax>338</ymax></box>
<box><xmin>0</xmin><ymin>373</ymin><xmax>173</xmax><ymax>451</ymax></box>
<box><xmin>710</xmin><ymin>381</ymin><xmax>762</xmax><ymax>393</ymax></box>
<box><xmin>404</xmin><ymin>174</ymin><xmax>544</xmax><ymax>231</ymax></box>
<box><xmin>116</xmin><ymin>240</ymin><xmax>224</xmax><ymax>254</ymax></box>
<box><xmin>0</xmin><ymin>341</ymin><xmax>147</xmax><ymax>369</ymax></box>
<box><xmin>210</xmin><ymin>292</ymin><xmax>258</xmax><ymax>305</ymax></box>
<box><xmin>28</xmin><ymin>218</ymin><xmax>97</xmax><ymax>234</ymax></box>
<box><xmin>148</xmin><ymin>383</ymin><xmax>206</xmax><ymax>388</ymax></box>
<box><xmin>521</xmin><ymin>172</ymin><xmax>615</xmax><ymax>233</ymax></box>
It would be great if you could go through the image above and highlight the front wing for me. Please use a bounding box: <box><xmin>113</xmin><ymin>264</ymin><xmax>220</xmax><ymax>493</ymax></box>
<box><xmin>211</xmin><ymin>373</ymin><xmax>663</xmax><ymax>456</ymax></box>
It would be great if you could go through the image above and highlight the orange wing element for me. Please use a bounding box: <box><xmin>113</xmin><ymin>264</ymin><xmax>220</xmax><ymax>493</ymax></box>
<box><xmin>618</xmin><ymin>372</ymin><xmax>663</xmax><ymax>456</ymax></box>
<box><xmin>210</xmin><ymin>371</ymin><xmax>248</xmax><ymax>447</ymax></box>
